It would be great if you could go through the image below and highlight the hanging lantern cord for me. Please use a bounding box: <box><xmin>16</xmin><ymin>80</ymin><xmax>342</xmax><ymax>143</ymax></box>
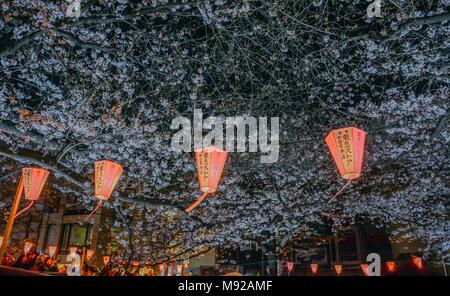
<box><xmin>83</xmin><ymin>200</ymin><xmax>103</xmax><ymax>223</ymax></box>
<box><xmin>185</xmin><ymin>192</ymin><xmax>208</xmax><ymax>213</ymax></box>
<box><xmin>327</xmin><ymin>180</ymin><xmax>352</xmax><ymax>204</ymax></box>
<box><xmin>14</xmin><ymin>201</ymin><xmax>34</xmax><ymax>218</ymax></box>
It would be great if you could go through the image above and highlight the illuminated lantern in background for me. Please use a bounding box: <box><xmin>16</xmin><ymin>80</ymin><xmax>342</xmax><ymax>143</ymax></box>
<box><xmin>183</xmin><ymin>259</ymin><xmax>190</xmax><ymax>269</ymax></box>
<box><xmin>185</xmin><ymin>146</ymin><xmax>227</xmax><ymax>213</ymax></box>
<box><xmin>386</xmin><ymin>261</ymin><xmax>396</xmax><ymax>273</ymax></box>
<box><xmin>159</xmin><ymin>264</ymin><xmax>165</xmax><ymax>276</ymax></box>
<box><xmin>15</xmin><ymin>168</ymin><xmax>49</xmax><ymax>218</ymax></box>
<box><xmin>311</xmin><ymin>263</ymin><xmax>319</xmax><ymax>275</ymax></box>
<box><xmin>334</xmin><ymin>264</ymin><xmax>343</xmax><ymax>276</ymax></box>
<box><xmin>48</xmin><ymin>246</ymin><xmax>57</xmax><ymax>258</ymax></box>
<box><xmin>177</xmin><ymin>264</ymin><xmax>183</xmax><ymax>275</ymax></box>
<box><xmin>0</xmin><ymin>236</ymin><xmax>3</xmax><ymax>247</ymax></box>
<box><xmin>86</xmin><ymin>249</ymin><xmax>95</xmax><ymax>260</ymax></box>
<box><xmin>84</xmin><ymin>160</ymin><xmax>123</xmax><ymax>222</ymax></box>
<box><xmin>103</xmin><ymin>255</ymin><xmax>111</xmax><ymax>266</ymax></box>
<box><xmin>23</xmin><ymin>242</ymin><xmax>34</xmax><ymax>255</ymax></box>
<box><xmin>325</xmin><ymin>127</ymin><xmax>366</xmax><ymax>203</ymax></box>
<box><xmin>69</xmin><ymin>247</ymin><xmax>77</xmax><ymax>258</ymax></box>
<box><xmin>412</xmin><ymin>256</ymin><xmax>423</xmax><ymax>270</ymax></box>
<box><xmin>287</xmin><ymin>262</ymin><xmax>295</xmax><ymax>275</ymax></box>
<box><xmin>360</xmin><ymin>264</ymin><xmax>369</xmax><ymax>276</ymax></box>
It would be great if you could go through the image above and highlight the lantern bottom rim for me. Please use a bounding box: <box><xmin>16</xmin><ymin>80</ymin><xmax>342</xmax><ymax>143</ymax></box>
<box><xmin>342</xmin><ymin>172</ymin><xmax>360</xmax><ymax>180</ymax></box>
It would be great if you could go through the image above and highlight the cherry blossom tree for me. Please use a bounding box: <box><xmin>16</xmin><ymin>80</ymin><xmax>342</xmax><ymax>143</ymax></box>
<box><xmin>0</xmin><ymin>1</ymin><xmax>448</xmax><ymax>265</ymax></box>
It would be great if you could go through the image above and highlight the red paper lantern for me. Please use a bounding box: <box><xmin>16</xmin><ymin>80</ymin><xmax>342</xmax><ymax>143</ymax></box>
<box><xmin>177</xmin><ymin>264</ymin><xmax>183</xmax><ymax>275</ymax></box>
<box><xmin>48</xmin><ymin>246</ymin><xmax>57</xmax><ymax>258</ymax></box>
<box><xmin>86</xmin><ymin>249</ymin><xmax>94</xmax><ymax>260</ymax></box>
<box><xmin>325</xmin><ymin>127</ymin><xmax>366</xmax><ymax>203</ymax></box>
<box><xmin>334</xmin><ymin>264</ymin><xmax>343</xmax><ymax>276</ymax></box>
<box><xmin>360</xmin><ymin>264</ymin><xmax>369</xmax><ymax>276</ymax></box>
<box><xmin>325</xmin><ymin>127</ymin><xmax>366</xmax><ymax>180</ymax></box>
<box><xmin>84</xmin><ymin>160</ymin><xmax>123</xmax><ymax>223</ymax></box>
<box><xmin>23</xmin><ymin>242</ymin><xmax>34</xmax><ymax>255</ymax></box>
<box><xmin>287</xmin><ymin>262</ymin><xmax>295</xmax><ymax>272</ymax></box>
<box><xmin>15</xmin><ymin>168</ymin><xmax>50</xmax><ymax>218</ymax></box>
<box><xmin>386</xmin><ymin>261</ymin><xmax>396</xmax><ymax>273</ymax></box>
<box><xmin>22</xmin><ymin>168</ymin><xmax>49</xmax><ymax>201</ymax></box>
<box><xmin>185</xmin><ymin>146</ymin><xmax>227</xmax><ymax>212</ymax></box>
<box><xmin>94</xmin><ymin>160</ymin><xmax>123</xmax><ymax>201</ymax></box>
<box><xmin>311</xmin><ymin>263</ymin><xmax>319</xmax><ymax>275</ymax></box>
<box><xmin>103</xmin><ymin>255</ymin><xmax>111</xmax><ymax>266</ymax></box>
<box><xmin>412</xmin><ymin>256</ymin><xmax>423</xmax><ymax>270</ymax></box>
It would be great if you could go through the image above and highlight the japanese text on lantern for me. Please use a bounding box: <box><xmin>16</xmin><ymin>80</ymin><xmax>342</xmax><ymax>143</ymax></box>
<box><xmin>335</xmin><ymin>129</ymin><xmax>354</xmax><ymax>172</ymax></box>
<box><xmin>94</xmin><ymin>161</ymin><xmax>105</xmax><ymax>195</ymax></box>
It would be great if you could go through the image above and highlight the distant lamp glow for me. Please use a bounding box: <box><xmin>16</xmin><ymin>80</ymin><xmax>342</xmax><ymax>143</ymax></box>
<box><xmin>177</xmin><ymin>264</ymin><xmax>183</xmax><ymax>275</ymax></box>
<box><xmin>48</xmin><ymin>246</ymin><xmax>57</xmax><ymax>258</ymax></box>
<box><xmin>84</xmin><ymin>160</ymin><xmax>123</xmax><ymax>223</ymax></box>
<box><xmin>412</xmin><ymin>256</ymin><xmax>423</xmax><ymax>270</ymax></box>
<box><xmin>287</xmin><ymin>262</ymin><xmax>295</xmax><ymax>275</ymax></box>
<box><xmin>325</xmin><ymin>127</ymin><xmax>366</xmax><ymax>203</ymax></box>
<box><xmin>183</xmin><ymin>259</ymin><xmax>189</xmax><ymax>269</ymax></box>
<box><xmin>334</xmin><ymin>264</ymin><xmax>343</xmax><ymax>276</ymax></box>
<box><xmin>0</xmin><ymin>236</ymin><xmax>3</xmax><ymax>247</ymax></box>
<box><xmin>360</xmin><ymin>264</ymin><xmax>369</xmax><ymax>276</ymax></box>
<box><xmin>23</xmin><ymin>242</ymin><xmax>34</xmax><ymax>255</ymax></box>
<box><xmin>311</xmin><ymin>263</ymin><xmax>319</xmax><ymax>275</ymax></box>
<box><xmin>386</xmin><ymin>261</ymin><xmax>396</xmax><ymax>273</ymax></box>
<box><xmin>103</xmin><ymin>255</ymin><xmax>111</xmax><ymax>266</ymax></box>
<box><xmin>185</xmin><ymin>146</ymin><xmax>227</xmax><ymax>213</ymax></box>
<box><xmin>86</xmin><ymin>249</ymin><xmax>95</xmax><ymax>260</ymax></box>
<box><xmin>69</xmin><ymin>247</ymin><xmax>77</xmax><ymax>258</ymax></box>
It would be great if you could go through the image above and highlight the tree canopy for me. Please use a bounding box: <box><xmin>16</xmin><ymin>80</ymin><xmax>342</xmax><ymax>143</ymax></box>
<box><xmin>0</xmin><ymin>1</ymin><xmax>448</xmax><ymax>263</ymax></box>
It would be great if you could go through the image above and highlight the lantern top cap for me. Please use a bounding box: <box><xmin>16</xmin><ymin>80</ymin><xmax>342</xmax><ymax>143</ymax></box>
<box><xmin>194</xmin><ymin>146</ymin><xmax>227</xmax><ymax>153</ymax></box>
<box><xmin>325</xmin><ymin>126</ymin><xmax>366</xmax><ymax>138</ymax></box>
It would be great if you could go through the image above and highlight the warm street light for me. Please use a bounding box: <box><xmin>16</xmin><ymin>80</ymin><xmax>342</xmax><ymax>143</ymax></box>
<box><xmin>185</xmin><ymin>146</ymin><xmax>227</xmax><ymax>213</ymax></box>
<box><xmin>325</xmin><ymin>127</ymin><xmax>366</xmax><ymax>203</ymax></box>
<box><xmin>0</xmin><ymin>167</ymin><xmax>49</xmax><ymax>263</ymax></box>
<box><xmin>311</xmin><ymin>263</ymin><xmax>319</xmax><ymax>275</ymax></box>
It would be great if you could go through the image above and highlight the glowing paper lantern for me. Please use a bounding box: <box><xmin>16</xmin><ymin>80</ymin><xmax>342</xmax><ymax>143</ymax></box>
<box><xmin>177</xmin><ymin>264</ymin><xmax>183</xmax><ymax>275</ymax></box>
<box><xmin>311</xmin><ymin>263</ymin><xmax>319</xmax><ymax>275</ymax></box>
<box><xmin>94</xmin><ymin>160</ymin><xmax>123</xmax><ymax>201</ymax></box>
<box><xmin>386</xmin><ymin>261</ymin><xmax>396</xmax><ymax>273</ymax></box>
<box><xmin>103</xmin><ymin>255</ymin><xmax>111</xmax><ymax>266</ymax></box>
<box><xmin>86</xmin><ymin>249</ymin><xmax>94</xmax><ymax>260</ymax></box>
<box><xmin>287</xmin><ymin>262</ymin><xmax>295</xmax><ymax>273</ymax></box>
<box><xmin>24</xmin><ymin>242</ymin><xmax>34</xmax><ymax>255</ymax></box>
<box><xmin>325</xmin><ymin>127</ymin><xmax>366</xmax><ymax>203</ymax></box>
<box><xmin>334</xmin><ymin>264</ymin><xmax>342</xmax><ymax>276</ymax></box>
<box><xmin>22</xmin><ymin>168</ymin><xmax>50</xmax><ymax>201</ymax></box>
<box><xmin>185</xmin><ymin>146</ymin><xmax>227</xmax><ymax>213</ymax></box>
<box><xmin>84</xmin><ymin>160</ymin><xmax>123</xmax><ymax>223</ymax></box>
<box><xmin>48</xmin><ymin>246</ymin><xmax>57</xmax><ymax>258</ymax></box>
<box><xmin>360</xmin><ymin>264</ymin><xmax>369</xmax><ymax>276</ymax></box>
<box><xmin>412</xmin><ymin>256</ymin><xmax>423</xmax><ymax>270</ymax></box>
<box><xmin>15</xmin><ymin>168</ymin><xmax>50</xmax><ymax>218</ymax></box>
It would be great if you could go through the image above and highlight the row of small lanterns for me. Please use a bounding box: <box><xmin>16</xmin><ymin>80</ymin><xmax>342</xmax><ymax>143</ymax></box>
<box><xmin>286</xmin><ymin>256</ymin><xmax>423</xmax><ymax>276</ymax></box>
<box><xmin>0</xmin><ymin>127</ymin><xmax>365</xmax><ymax>263</ymax></box>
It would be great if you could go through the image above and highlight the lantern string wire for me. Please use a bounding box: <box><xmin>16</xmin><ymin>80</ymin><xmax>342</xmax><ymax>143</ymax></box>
<box><xmin>83</xmin><ymin>200</ymin><xmax>103</xmax><ymax>223</ymax></box>
<box><xmin>14</xmin><ymin>201</ymin><xmax>34</xmax><ymax>218</ymax></box>
<box><xmin>327</xmin><ymin>180</ymin><xmax>352</xmax><ymax>204</ymax></box>
<box><xmin>184</xmin><ymin>192</ymin><xmax>208</xmax><ymax>213</ymax></box>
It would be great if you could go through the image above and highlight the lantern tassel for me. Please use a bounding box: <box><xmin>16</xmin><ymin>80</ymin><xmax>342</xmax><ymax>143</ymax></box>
<box><xmin>14</xmin><ymin>201</ymin><xmax>34</xmax><ymax>218</ymax></box>
<box><xmin>327</xmin><ymin>180</ymin><xmax>351</xmax><ymax>204</ymax></box>
<box><xmin>83</xmin><ymin>200</ymin><xmax>103</xmax><ymax>223</ymax></box>
<box><xmin>185</xmin><ymin>192</ymin><xmax>208</xmax><ymax>213</ymax></box>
